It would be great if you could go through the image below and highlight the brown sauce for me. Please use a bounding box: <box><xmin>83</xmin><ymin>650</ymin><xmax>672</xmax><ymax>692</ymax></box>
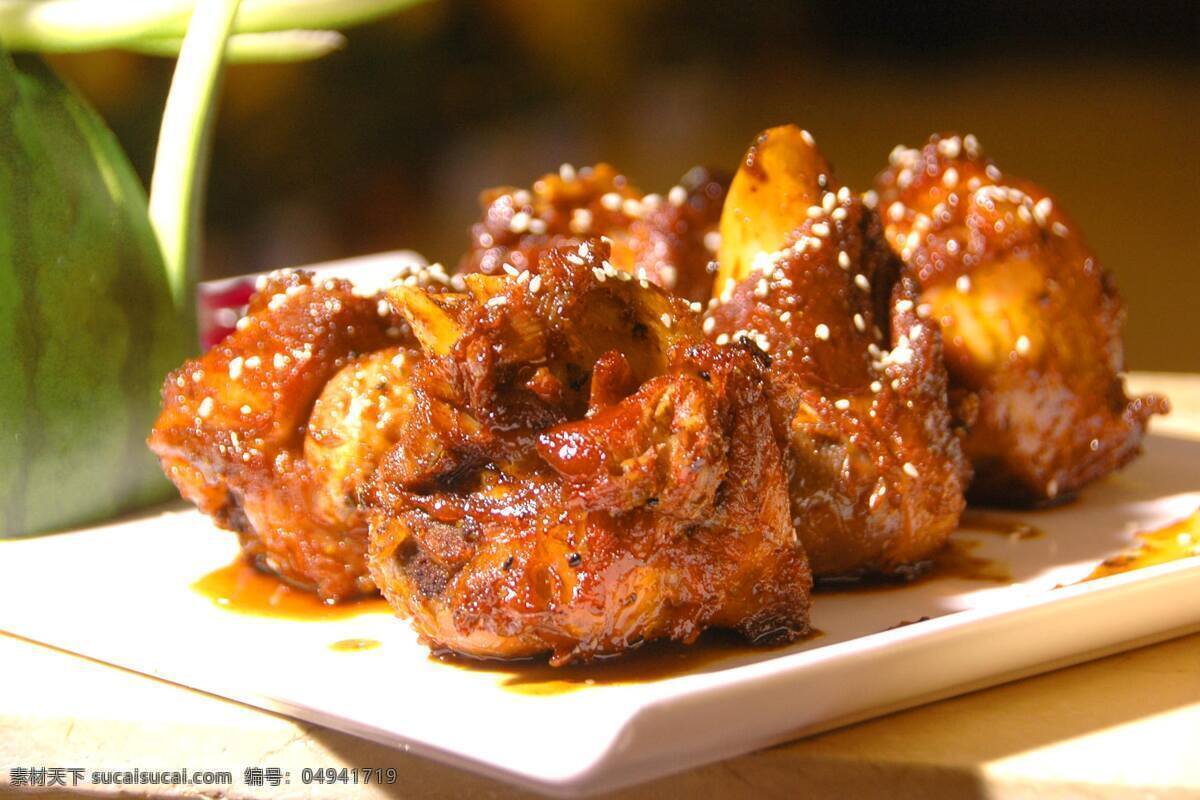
<box><xmin>193</xmin><ymin>559</ymin><xmax>390</xmax><ymax>620</ymax></box>
<box><xmin>330</xmin><ymin>638</ymin><xmax>382</xmax><ymax>652</ymax></box>
<box><xmin>432</xmin><ymin>627</ymin><xmax>824</xmax><ymax>696</ymax></box>
<box><xmin>816</xmin><ymin>537</ymin><xmax>1010</xmax><ymax>595</ymax></box>
<box><xmin>959</xmin><ymin>511</ymin><xmax>1044</xmax><ymax>540</ymax></box>
<box><xmin>1085</xmin><ymin>509</ymin><xmax>1200</xmax><ymax>582</ymax></box>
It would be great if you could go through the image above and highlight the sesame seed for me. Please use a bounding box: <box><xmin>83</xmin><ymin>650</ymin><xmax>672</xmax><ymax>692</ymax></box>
<box><xmin>942</xmin><ymin>167</ymin><xmax>959</xmax><ymax>188</ymax></box>
<box><xmin>888</xmin><ymin>202</ymin><xmax>906</xmax><ymax>223</ymax></box>
<box><xmin>985</xmin><ymin>164</ymin><xmax>1002</xmax><ymax>181</ymax></box>
<box><xmin>235</xmin><ymin>316</ymin><xmax>250</xmax><ymax>331</ymax></box>
<box><xmin>1015</xmin><ymin>334</ymin><xmax>1031</xmax><ymax>355</ymax></box>
<box><xmin>528</xmin><ymin>218</ymin><xmax>547</xmax><ymax>235</ymax></box>
<box><xmin>660</xmin><ymin>313</ymin><xmax>672</xmax><ymax>328</ymax></box>
<box><xmin>964</xmin><ymin>134</ymin><xmax>980</xmax><ymax>156</ymax></box>
<box><xmin>917</xmin><ymin>303</ymin><xmax>933</xmax><ymax>318</ymax></box>
<box><xmin>870</xmin><ymin>380</ymin><xmax>883</xmax><ymax>393</ymax></box>
<box><xmin>838</xmin><ymin>251</ymin><xmax>851</xmax><ymax>270</ymax></box>
<box><xmin>754</xmin><ymin>278</ymin><xmax>769</xmax><ymax>298</ymax></box>
<box><xmin>592</xmin><ymin>267</ymin><xmax>607</xmax><ymax>282</ymax></box>
<box><xmin>702</xmin><ymin>316</ymin><xmax>716</xmax><ymax>334</ymax></box>
<box><xmin>703</xmin><ymin>231</ymin><xmax>721</xmax><ymax>252</ymax></box>
<box><xmin>1033</xmin><ymin>197</ymin><xmax>1053</xmax><ymax>225</ymax></box>
<box><xmin>273</xmin><ymin>353</ymin><xmax>289</xmax><ymax>369</ymax></box>
<box><xmin>228</xmin><ymin>356</ymin><xmax>244</xmax><ymax>380</ymax></box>
<box><xmin>832</xmin><ymin>208</ymin><xmax>847</xmax><ymax>221</ymax></box>
<box><xmin>529</xmin><ymin>275</ymin><xmax>542</xmax><ymax>294</ymax></box>
<box><xmin>853</xmin><ymin>313</ymin><xmax>866</xmax><ymax>332</ymax></box>
<box><xmin>863</xmin><ymin>190</ymin><xmax>879</xmax><ymax>209</ymax></box>
<box><xmin>559</xmin><ymin>163</ymin><xmax>576</xmax><ymax>181</ymax></box>
<box><xmin>823</xmin><ymin>192</ymin><xmax>836</xmax><ymax>213</ymax></box>
<box><xmin>1047</xmin><ymin>479</ymin><xmax>1059</xmax><ymax>498</ymax></box>
<box><xmin>800</xmin><ymin>129</ymin><xmax>815</xmax><ymax>146</ymax></box>
<box><xmin>571</xmin><ymin>208</ymin><xmax>593</xmax><ymax>234</ymax></box>
<box><xmin>806</xmin><ymin>205</ymin><xmax>824</xmax><ymax>219</ymax></box>
<box><xmin>267</xmin><ymin>293</ymin><xmax>287</xmax><ymax>312</ymax></box>
<box><xmin>486</xmin><ymin>295</ymin><xmax>508</xmax><ymax>307</ymax></box>
<box><xmin>622</xmin><ymin>198</ymin><xmax>643</xmax><ymax>217</ymax></box>
<box><xmin>812</xmin><ymin>222</ymin><xmax>830</xmax><ymax>238</ymax></box>
<box><xmin>937</xmin><ymin>136</ymin><xmax>962</xmax><ymax>159</ymax></box>
<box><xmin>244</xmin><ymin>356</ymin><xmax>261</xmax><ymax>370</ymax></box>
<box><xmin>903</xmin><ymin>462</ymin><xmax>919</xmax><ymax>478</ymax></box>
<box><xmin>690</xmin><ymin>301</ymin><xmax>703</xmax><ymax>313</ymax></box>
<box><xmin>837</xmin><ymin>186</ymin><xmax>851</xmax><ymax>203</ymax></box>
<box><xmin>716</xmin><ymin>333</ymin><xmax>730</xmax><ymax>345</ymax></box>
<box><xmin>643</xmin><ymin>193</ymin><xmax>663</xmax><ymax>209</ymax></box>
<box><xmin>956</xmin><ymin>275</ymin><xmax>972</xmax><ymax>293</ymax></box>
<box><xmin>668</xmin><ymin>185</ymin><xmax>687</xmax><ymax>207</ymax></box>
<box><xmin>1052</xmin><ymin>221</ymin><xmax>1069</xmax><ymax>237</ymax></box>
<box><xmin>855</xmin><ymin>274</ymin><xmax>871</xmax><ymax>291</ymax></box>
<box><xmin>814</xmin><ymin>323</ymin><xmax>830</xmax><ymax>340</ymax></box>
<box><xmin>834</xmin><ymin>398</ymin><xmax>850</xmax><ymax>410</ymax></box>
<box><xmin>197</xmin><ymin>397</ymin><xmax>214</xmax><ymax>418</ymax></box>
<box><xmin>240</xmin><ymin>404</ymin><xmax>252</xmax><ymax>415</ymax></box>
<box><xmin>779</xmin><ymin>311</ymin><xmax>792</xmax><ymax>323</ymax></box>
<box><xmin>509</xmin><ymin>211</ymin><xmax>531</xmax><ymax>233</ymax></box>
<box><xmin>503</xmin><ymin>263</ymin><xmax>520</xmax><ymax>277</ymax></box>
<box><xmin>601</xmin><ymin>192</ymin><xmax>622</xmax><ymax>211</ymax></box>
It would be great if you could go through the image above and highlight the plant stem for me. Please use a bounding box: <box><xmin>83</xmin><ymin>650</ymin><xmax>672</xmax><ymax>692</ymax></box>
<box><xmin>0</xmin><ymin>0</ymin><xmax>422</xmax><ymax>52</ymax></box>
<box><xmin>128</xmin><ymin>30</ymin><xmax>345</xmax><ymax>63</ymax></box>
<box><xmin>147</xmin><ymin>0</ymin><xmax>241</xmax><ymax>315</ymax></box>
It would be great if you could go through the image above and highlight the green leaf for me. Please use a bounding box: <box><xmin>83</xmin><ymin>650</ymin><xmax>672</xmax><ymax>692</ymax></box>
<box><xmin>0</xmin><ymin>51</ymin><xmax>194</xmax><ymax>537</ymax></box>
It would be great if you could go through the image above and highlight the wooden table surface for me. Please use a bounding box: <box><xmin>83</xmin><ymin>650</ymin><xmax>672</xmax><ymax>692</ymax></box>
<box><xmin>2</xmin><ymin>372</ymin><xmax>1198</xmax><ymax>800</ymax></box>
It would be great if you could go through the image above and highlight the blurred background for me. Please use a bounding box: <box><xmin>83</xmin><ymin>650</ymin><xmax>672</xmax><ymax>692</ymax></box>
<box><xmin>49</xmin><ymin>0</ymin><xmax>1198</xmax><ymax>370</ymax></box>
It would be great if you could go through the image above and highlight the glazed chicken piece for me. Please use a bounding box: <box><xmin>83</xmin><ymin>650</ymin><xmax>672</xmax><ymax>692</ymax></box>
<box><xmin>874</xmin><ymin>134</ymin><xmax>1168</xmax><ymax>505</ymax></box>
<box><xmin>149</xmin><ymin>266</ymin><xmax>443</xmax><ymax>601</ymax></box>
<box><xmin>707</xmin><ymin>126</ymin><xmax>969</xmax><ymax>577</ymax></box>
<box><xmin>364</xmin><ymin>240</ymin><xmax>811</xmax><ymax>664</ymax></box>
<box><xmin>458</xmin><ymin>162</ymin><xmax>727</xmax><ymax>303</ymax></box>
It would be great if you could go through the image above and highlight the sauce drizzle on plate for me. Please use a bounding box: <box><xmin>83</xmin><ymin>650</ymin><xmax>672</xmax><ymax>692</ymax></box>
<box><xmin>1085</xmin><ymin>509</ymin><xmax>1200</xmax><ymax>581</ymax></box>
<box><xmin>193</xmin><ymin>559</ymin><xmax>389</xmax><ymax>620</ymax></box>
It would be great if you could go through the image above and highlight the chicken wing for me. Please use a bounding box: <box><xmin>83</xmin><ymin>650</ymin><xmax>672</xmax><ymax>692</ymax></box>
<box><xmin>149</xmin><ymin>266</ymin><xmax>441</xmax><ymax>600</ymax></box>
<box><xmin>874</xmin><ymin>134</ymin><xmax>1168</xmax><ymax>505</ymax></box>
<box><xmin>458</xmin><ymin>162</ymin><xmax>726</xmax><ymax>303</ymax></box>
<box><xmin>364</xmin><ymin>240</ymin><xmax>811</xmax><ymax>664</ymax></box>
<box><xmin>707</xmin><ymin>125</ymin><xmax>969</xmax><ymax>577</ymax></box>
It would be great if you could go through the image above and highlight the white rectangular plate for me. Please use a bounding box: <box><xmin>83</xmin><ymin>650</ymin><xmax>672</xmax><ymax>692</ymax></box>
<box><xmin>2</xmin><ymin>433</ymin><xmax>1199</xmax><ymax>796</ymax></box>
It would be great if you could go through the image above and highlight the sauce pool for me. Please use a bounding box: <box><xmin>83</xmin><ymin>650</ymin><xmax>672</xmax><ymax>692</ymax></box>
<box><xmin>1085</xmin><ymin>509</ymin><xmax>1200</xmax><ymax>581</ymax></box>
<box><xmin>192</xmin><ymin>559</ymin><xmax>390</xmax><ymax>620</ymax></box>
<box><xmin>431</xmin><ymin>628</ymin><xmax>825</xmax><ymax>696</ymax></box>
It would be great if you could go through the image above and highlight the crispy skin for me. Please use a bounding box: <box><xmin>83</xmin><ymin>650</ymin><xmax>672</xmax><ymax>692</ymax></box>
<box><xmin>708</xmin><ymin>126</ymin><xmax>969</xmax><ymax>577</ymax></box>
<box><xmin>874</xmin><ymin>134</ymin><xmax>1168</xmax><ymax>505</ymax></box>
<box><xmin>149</xmin><ymin>270</ymin><xmax>423</xmax><ymax>600</ymax></box>
<box><xmin>365</xmin><ymin>242</ymin><xmax>810</xmax><ymax>664</ymax></box>
<box><xmin>458</xmin><ymin>163</ymin><xmax>726</xmax><ymax>302</ymax></box>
